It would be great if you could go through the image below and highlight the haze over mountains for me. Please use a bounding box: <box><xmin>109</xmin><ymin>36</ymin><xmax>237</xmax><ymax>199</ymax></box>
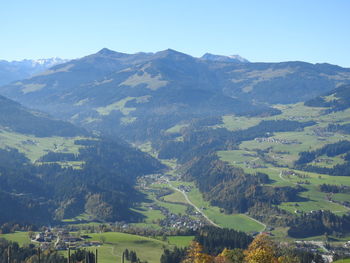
<box><xmin>0</xmin><ymin>91</ymin><xmax>163</xmax><ymax>224</ymax></box>
<box><xmin>1</xmin><ymin>48</ymin><xmax>350</xmax><ymax>141</ymax></box>
<box><xmin>0</xmin><ymin>57</ymin><xmax>69</xmax><ymax>86</ymax></box>
<box><xmin>1</xmin><ymin>48</ymin><xmax>350</xmax><ymax>242</ymax></box>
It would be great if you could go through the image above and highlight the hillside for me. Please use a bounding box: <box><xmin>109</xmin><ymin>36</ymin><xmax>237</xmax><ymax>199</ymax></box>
<box><xmin>154</xmin><ymin>101</ymin><xmax>350</xmax><ymax>238</ymax></box>
<box><xmin>305</xmin><ymin>83</ymin><xmax>350</xmax><ymax>112</ymax></box>
<box><xmin>1</xmin><ymin>49</ymin><xmax>350</xmax><ymax>240</ymax></box>
<box><xmin>0</xmin><ymin>94</ymin><xmax>87</xmax><ymax>137</ymax></box>
<box><xmin>0</xmin><ymin>95</ymin><xmax>163</xmax><ymax>226</ymax></box>
<box><xmin>1</xmin><ymin>49</ymin><xmax>350</xmax><ymax>141</ymax></box>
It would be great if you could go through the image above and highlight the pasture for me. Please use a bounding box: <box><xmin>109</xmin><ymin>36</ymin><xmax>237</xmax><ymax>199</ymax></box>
<box><xmin>216</xmin><ymin>103</ymin><xmax>350</xmax><ymax>216</ymax></box>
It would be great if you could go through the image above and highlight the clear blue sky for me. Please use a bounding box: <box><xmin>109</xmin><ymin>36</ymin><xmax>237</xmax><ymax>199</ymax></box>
<box><xmin>1</xmin><ymin>0</ymin><xmax>350</xmax><ymax>67</ymax></box>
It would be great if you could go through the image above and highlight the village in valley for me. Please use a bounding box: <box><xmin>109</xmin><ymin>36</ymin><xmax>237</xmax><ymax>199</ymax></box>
<box><xmin>137</xmin><ymin>173</ymin><xmax>209</xmax><ymax>231</ymax></box>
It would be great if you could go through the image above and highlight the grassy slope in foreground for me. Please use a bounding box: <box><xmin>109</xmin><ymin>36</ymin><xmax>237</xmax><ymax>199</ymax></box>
<box><xmin>88</xmin><ymin>232</ymin><xmax>166</xmax><ymax>263</ymax></box>
<box><xmin>0</xmin><ymin>232</ymin><xmax>192</xmax><ymax>263</ymax></box>
<box><xmin>334</xmin><ymin>260</ymin><xmax>350</xmax><ymax>263</ymax></box>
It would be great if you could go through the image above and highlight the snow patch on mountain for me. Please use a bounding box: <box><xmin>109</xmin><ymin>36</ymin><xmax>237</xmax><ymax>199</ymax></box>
<box><xmin>201</xmin><ymin>53</ymin><xmax>249</xmax><ymax>63</ymax></box>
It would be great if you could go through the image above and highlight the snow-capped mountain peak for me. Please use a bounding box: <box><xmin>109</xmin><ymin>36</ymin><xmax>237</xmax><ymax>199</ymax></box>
<box><xmin>0</xmin><ymin>57</ymin><xmax>70</xmax><ymax>86</ymax></box>
<box><xmin>200</xmin><ymin>53</ymin><xmax>249</xmax><ymax>63</ymax></box>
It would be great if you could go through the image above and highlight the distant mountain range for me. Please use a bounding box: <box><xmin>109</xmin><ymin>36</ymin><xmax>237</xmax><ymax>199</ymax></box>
<box><xmin>201</xmin><ymin>53</ymin><xmax>249</xmax><ymax>63</ymax></box>
<box><xmin>1</xmin><ymin>48</ymin><xmax>350</xmax><ymax>141</ymax></box>
<box><xmin>1</xmin><ymin>48</ymin><xmax>350</xmax><ymax>235</ymax></box>
<box><xmin>0</xmin><ymin>57</ymin><xmax>69</xmax><ymax>86</ymax></box>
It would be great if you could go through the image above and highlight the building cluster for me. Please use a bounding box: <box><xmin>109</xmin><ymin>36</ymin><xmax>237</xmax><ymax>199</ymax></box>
<box><xmin>281</xmin><ymin>170</ymin><xmax>309</xmax><ymax>179</ymax></box>
<box><xmin>286</xmin><ymin>116</ymin><xmax>308</xmax><ymax>121</ymax></box>
<box><xmin>145</xmin><ymin>203</ymin><xmax>206</xmax><ymax>231</ymax></box>
<box><xmin>21</xmin><ymin>139</ymin><xmax>37</xmax><ymax>145</ymax></box>
<box><xmin>137</xmin><ymin>173</ymin><xmax>167</xmax><ymax>187</ymax></box>
<box><xmin>159</xmin><ymin>211</ymin><xmax>205</xmax><ymax>230</ymax></box>
<box><xmin>243</xmin><ymin>161</ymin><xmax>267</xmax><ymax>169</ymax></box>
<box><xmin>294</xmin><ymin>240</ymin><xmax>350</xmax><ymax>263</ymax></box>
<box><xmin>31</xmin><ymin>228</ymin><xmax>101</xmax><ymax>250</ymax></box>
<box><xmin>254</xmin><ymin>137</ymin><xmax>300</xmax><ymax>145</ymax></box>
<box><xmin>313</xmin><ymin>158</ymin><xmax>334</xmax><ymax>164</ymax></box>
<box><xmin>313</xmin><ymin>127</ymin><xmax>333</xmax><ymax>137</ymax></box>
<box><xmin>177</xmin><ymin>184</ymin><xmax>192</xmax><ymax>193</ymax></box>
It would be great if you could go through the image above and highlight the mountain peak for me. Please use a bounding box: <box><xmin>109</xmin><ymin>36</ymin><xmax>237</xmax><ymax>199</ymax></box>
<box><xmin>97</xmin><ymin>48</ymin><xmax>118</xmax><ymax>55</ymax></box>
<box><xmin>201</xmin><ymin>53</ymin><xmax>249</xmax><ymax>63</ymax></box>
<box><xmin>154</xmin><ymin>49</ymin><xmax>194</xmax><ymax>60</ymax></box>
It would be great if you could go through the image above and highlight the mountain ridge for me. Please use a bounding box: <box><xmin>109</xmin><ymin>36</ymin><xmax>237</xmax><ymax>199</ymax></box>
<box><xmin>1</xmin><ymin>48</ymin><xmax>350</xmax><ymax>141</ymax></box>
<box><xmin>0</xmin><ymin>57</ymin><xmax>69</xmax><ymax>86</ymax></box>
<box><xmin>201</xmin><ymin>53</ymin><xmax>249</xmax><ymax>63</ymax></box>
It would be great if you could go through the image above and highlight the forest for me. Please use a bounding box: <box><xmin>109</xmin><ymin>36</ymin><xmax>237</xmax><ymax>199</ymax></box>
<box><xmin>157</xmin><ymin>119</ymin><xmax>315</xmax><ymax>163</ymax></box>
<box><xmin>161</xmin><ymin>232</ymin><xmax>326</xmax><ymax>263</ymax></box>
<box><xmin>305</xmin><ymin>84</ymin><xmax>350</xmax><ymax>112</ymax></box>
<box><xmin>0</xmin><ymin>138</ymin><xmax>163</xmax><ymax>226</ymax></box>
<box><xmin>184</xmin><ymin>155</ymin><xmax>302</xmax><ymax>213</ymax></box>
<box><xmin>295</xmin><ymin>140</ymin><xmax>350</xmax><ymax>176</ymax></box>
<box><xmin>288</xmin><ymin>210</ymin><xmax>350</xmax><ymax>238</ymax></box>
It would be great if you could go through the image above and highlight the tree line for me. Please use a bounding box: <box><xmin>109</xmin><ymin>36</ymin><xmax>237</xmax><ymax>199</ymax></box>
<box><xmin>183</xmin><ymin>155</ymin><xmax>302</xmax><ymax>214</ymax></box>
<box><xmin>161</xmin><ymin>233</ymin><xmax>326</xmax><ymax>263</ymax></box>
<box><xmin>295</xmin><ymin>140</ymin><xmax>350</xmax><ymax>176</ymax></box>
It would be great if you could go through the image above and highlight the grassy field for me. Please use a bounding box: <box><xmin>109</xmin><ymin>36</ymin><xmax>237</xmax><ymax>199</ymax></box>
<box><xmin>218</xmin><ymin>150</ymin><xmax>350</xmax><ymax>215</ymax></box>
<box><xmin>0</xmin><ymin>129</ymin><xmax>86</xmax><ymax>163</ymax></box>
<box><xmin>139</xmin><ymin>176</ymin><xmax>265</xmax><ymax>232</ymax></box>
<box><xmin>186</xmin><ymin>186</ymin><xmax>265</xmax><ymax>232</ymax></box>
<box><xmin>221</xmin><ymin>115</ymin><xmax>261</xmax><ymax>131</ymax></box>
<box><xmin>167</xmin><ymin>236</ymin><xmax>193</xmax><ymax>247</ymax></box>
<box><xmin>334</xmin><ymin>259</ymin><xmax>350</xmax><ymax>263</ymax></box>
<box><xmin>87</xmin><ymin>232</ymin><xmax>167</xmax><ymax>263</ymax></box>
<box><xmin>141</xmin><ymin>103</ymin><xmax>350</xmax><ymax>236</ymax></box>
<box><xmin>165</xmin><ymin>124</ymin><xmax>189</xmax><ymax>134</ymax></box>
<box><xmin>132</xmin><ymin>204</ymin><xmax>165</xmax><ymax>226</ymax></box>
<box><xmin>133</xmin><ymin>103</ymin><xmax>350</xmax><ymax>237</ymax></box>
<box><xmin>216</xmin><ymin>103</ymin><xmax>350</xmax><ymax>217</ymax></box>
<box><xmin>0</xmin><ymin>231</ymin><xmax>31</xmax><ymax>246</ymax></box>
<box><xmin>148</xmin><ymin>184</ymin><xmax>189</xmax><ymax>215</ymax></box>
<box><xmin>95</xmin><ymin>97</ymin><xmax>136</xmax><ymax>116</ymax></box>
<box><xmin>0</xmin><ymin>231</ymin><xmax>170</xmax><ymax>263</ymax></box>
<box><xmin>163</xmin><ymin>190</ymin><xmax>188</xmax><ymax>204</ymax></box>
<box><xmin>61</xmin><ymin>212</ymin><xmax>95</xmax><ymax>223</ymax></box>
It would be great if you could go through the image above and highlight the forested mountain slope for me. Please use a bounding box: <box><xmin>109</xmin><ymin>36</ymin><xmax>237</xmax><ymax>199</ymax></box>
<box><xmin>0</xmin><ymin>95</ymin><xmax>163</xmax><ymax>226</ymax></box>
<box><xmin>1</xmin><ymin>49</ymin><xmax>349</xmax><ymax>141</ymax></box>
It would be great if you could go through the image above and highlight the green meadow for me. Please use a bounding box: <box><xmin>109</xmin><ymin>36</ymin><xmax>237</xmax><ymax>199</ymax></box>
<box><xmin>0</xmin><ymin>231</ymin><xmax>174</xmax><ymax>263</ymax></box>
<box><xmin>216</xmin><ymin>103</ymin><xmax>350</xmax><ymax>216</ymax></box>
<box><xmin>186</xmin><ymin>185</ymin><xmax>265</xmax><ymax>232</ymax></box>
<box><xmin>0</xmin><ymin>231</ymin><xmax>31</xmax><ymax>246</ymax></box>
<box><xmin>0</xmin><ymin>129</ymin><xmax>85</xmax><ymax>163</ymax></box>
<box><xmin>87</xmin><ymin>232</ymin><xmax>166</xmax><ymax>263</ymax></box>
<box><xmin>334</xmin><ymin>259</ymin><xmax>350</xmax><ymax>263</ymax></box>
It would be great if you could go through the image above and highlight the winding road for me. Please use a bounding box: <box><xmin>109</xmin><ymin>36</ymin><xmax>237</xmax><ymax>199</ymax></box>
<box><xmin>165</xmin><ymin>178</ymin><xmax>266</xmax><ymax>231</ymax></box>
<box><xmin>165</xmin><ymin>179</ymin><xmax>222</xmax><ymax>228</ymax></box>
